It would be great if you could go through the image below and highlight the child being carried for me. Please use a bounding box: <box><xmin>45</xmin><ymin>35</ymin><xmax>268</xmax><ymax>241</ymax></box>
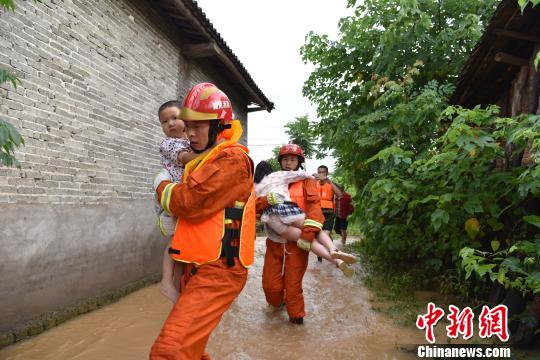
<box><xmin>255</xmin><ymin>161</ymin><xmax>357</xmax><ymax>276</ymax></box>
<box><xmin>154</xmin><ymin>100</ymin><xmax>201</xmax><ymax>303</ymax></box>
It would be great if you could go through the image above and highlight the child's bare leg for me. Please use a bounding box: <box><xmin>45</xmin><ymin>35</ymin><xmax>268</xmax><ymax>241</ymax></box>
<box><xmin>280</xmin><ymin>226</ymin><xmax>302</xmax><ymax>242</ymax></box>
<box><xmin>317</xmin><ymin>230</ymin><xmax>357</xmax><ymax>264</ymax></box>
<box><xmin>310</xmin><ymin>240</ymin><xmax>354</xmax><ymax>277</ymax></box>
<box><xmin>316</xmin><ymin>230</ymin><xmax>337</xmax><ymax>252</ymax></box>
<box><xmin>267</xmin><ymin>220</ymin><xmax>355</xmax><ymax>277</ymax></box>
<box><xmin>289</xmin><ymin>218</ymin><xmax>304</xmax><ymax>229</ymax></box>
<box><xmin>268</xmin><ymin>217</ymin><xmax>305</xmax><ymax>241</ymax></box>
<box><xmin>309</xmin><ymin>239</ymin><xmax>337</xmax><ymax>263</ymax></box>
<box><xmin>275</xmin><ymin>224</ymin><xmax>351</xmax><ymax>273</ymax></box>
<box><xmin>266</xmin><ymin>219</ymin><xmax>302</xmax><ymax>242</ymax></box>
<box><xmin>160</xmin><ymin>239</ymin><xmax>180</xmax><ymax>303</ymax></box>
<box><xmin>268</xmin><ymin>220</ymin><xmax>343</xmax><ymax>262</ymax></box>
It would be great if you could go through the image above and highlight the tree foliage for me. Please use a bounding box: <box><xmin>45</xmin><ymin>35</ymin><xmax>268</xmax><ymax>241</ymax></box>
<box><xmin>518</xmin><ymin>0</ymin><xmax>540</xmax><ymax>68</ymax></box>
<box><xmin>519</xmin><ymin>0</ymin><xmax>540</xmax><ymax>13</ymax></box>
<box><xmin>300</xmin><ymin>0</ymin><xmax>540</xmax><ymax>303</ymax></box>
<box><xmin>266</xmin><ymin>146</ymin><xmax>281</xmax><ymax>171</ymax></box>
<box><xmin>263</xmin><ymin>115</ymin><xmax>319</xmax><ymax>171</ymax></box>
<box><xmin>0</xmin><ymin>0</ymin><xmax>15</xmax><ymax>10</ymax></box>
<box><xmin>0</xmin><ymin>119</ymin><xmax>23</xmax><ymax>167</ymax></box>
<box><xmin>284</xmin><ymin>115</ymin><xmax>318</xmax><ymax>159</ymax></box>
<box><xmin>301</xmin><ymin>0</ymin><xmax>498</xmax><ymax>129</ymax></box>
<box><xmin>0</xmin><ymin>0</ymin><xmax>26</xmax><ymax>168</ymax></box>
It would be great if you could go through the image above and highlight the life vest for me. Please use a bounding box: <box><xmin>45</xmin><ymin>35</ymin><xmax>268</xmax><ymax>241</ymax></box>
<box><xmin>288</xmin><ymin>179</ymin><xmax>324</xmax><ymax>231</ymax></box>
<box><xmin>164</xmin><ymin>120</ymin><xmax>256</xmax><ymax>268</ymax></box>
<box><xmin>289</xmin><ymin>181</ymin><xmax>306</xmax><ymax>211</ymax></box>
<box><xmin>316</xmin><ymin>181</ymin><xmax>334</xmax><ymax>209</ymax></box>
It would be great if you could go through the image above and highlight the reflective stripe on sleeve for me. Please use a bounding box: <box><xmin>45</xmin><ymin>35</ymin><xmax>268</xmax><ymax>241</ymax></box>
<box><xmin>158</xmin><ymin>216</ymin><xmax>169</xmax><ymax>237</ymax></box>
<box><xmin>304</xmin><ymin>219</ymin><xmax>323</xmax><ymax>230</ymax></box>
<box><xmin>160</xmin><ymin>183</ymin><xmax>177</xmax><ymax>215</ymax></box>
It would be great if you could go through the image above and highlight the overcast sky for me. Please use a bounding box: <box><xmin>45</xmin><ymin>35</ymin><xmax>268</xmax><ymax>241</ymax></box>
<box><xmin>194</xmin><ymin>0</ymin><xmax>352</xmax><ymax>174</ymax></box>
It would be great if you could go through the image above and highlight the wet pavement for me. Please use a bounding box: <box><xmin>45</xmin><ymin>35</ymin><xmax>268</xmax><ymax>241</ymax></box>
<box><xmin>1</xmin><ymin>237</ymin><xmax>423</xmax><ymax>359</ymax></box>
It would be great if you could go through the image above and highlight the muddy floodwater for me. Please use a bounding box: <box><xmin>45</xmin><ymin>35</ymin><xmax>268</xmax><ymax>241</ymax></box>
<box><xmin>1</xmin><ymin>237</ymin><xmax>423</xmax><ymax>359</ymax></box>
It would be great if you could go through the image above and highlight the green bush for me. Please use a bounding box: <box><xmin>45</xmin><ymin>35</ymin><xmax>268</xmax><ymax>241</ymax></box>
<box><xmin>301</xmin><ymin>0</ymin><xmax>540</xmax><ymax>290</ymax></box>
<box><xmin>355</xmin><ymin>68</ymin><xmax>540</xmax><ymax>279</ymax></box>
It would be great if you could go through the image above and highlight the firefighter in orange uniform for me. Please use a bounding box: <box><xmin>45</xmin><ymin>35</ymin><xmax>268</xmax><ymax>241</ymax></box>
<box><xmin>315</xmin><ymin>165</ymin><xmax>343</xmax><ymax>233</ymax></box>
<box><xmin>150</xmin><ymin>83</ymin><xmax>255</xmax><ymax>360</ymax></box>
<box><xmin>257</xmin><ymin>144</ymin><xmax>325</xmax><ymax>324</ymax></box>
<box><xmin>314</xmin><ymin>165</ymin><xmax>342</xmax><ymax>261</ymax></box>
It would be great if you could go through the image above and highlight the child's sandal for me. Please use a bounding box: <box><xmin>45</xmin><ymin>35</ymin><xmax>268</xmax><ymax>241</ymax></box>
<box><xmin>330</xmin><ymin>250</ymin><xmax>358</xmax><ymax>265</ymax></box>
<box><xmin>338</xmin><ymin>261</ymin><xmax>354</xmax><ymax>278</ymax></box>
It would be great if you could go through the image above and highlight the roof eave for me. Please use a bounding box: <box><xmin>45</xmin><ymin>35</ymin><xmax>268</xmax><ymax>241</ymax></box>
<box><xmin>157</xmin><ymin>0</ymin><xmax>274</xmax><ymax>112</ymax></box>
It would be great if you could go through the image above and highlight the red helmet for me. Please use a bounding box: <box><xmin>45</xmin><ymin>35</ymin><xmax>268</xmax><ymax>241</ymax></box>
<box><xmin>179</xmin><ymin>83</ymin><xmax>233</xmax><ymax>121</ymax></box>
<box><xmin>278</xmin><ymin>143</ymin><xmax>305</xmax><ymax>163</ymax></box>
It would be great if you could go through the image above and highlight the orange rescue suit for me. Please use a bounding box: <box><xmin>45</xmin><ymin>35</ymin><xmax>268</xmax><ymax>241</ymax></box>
<box><xmin>258</xmin><ymin>178</ymin><xmax>324</xmax><ymax>319</ymax></box>
<box><xmin>151</xmin><ymin>125</ymin><xmax>254</xmax><ymax>360</ymax></box>
<box><xmin>316</xmin><ymin>181</ymin><xmax>334</xmax><ymax>209</ymax></box>
<box><xmin>160</xmin><ymin>145</ymin><xmax>255</xmax><ymax>267</ymax></box>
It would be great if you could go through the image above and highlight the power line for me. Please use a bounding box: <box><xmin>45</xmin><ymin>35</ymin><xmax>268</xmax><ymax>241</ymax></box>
<box><xmin>248</xmin><ymin>144</ymin><xmax>283</xmax><ymax>147</ymax></box>
<box><xmin>248</xmin><ymin>138</ymin><xmax>286</xmax><ymax>141</ymax></box>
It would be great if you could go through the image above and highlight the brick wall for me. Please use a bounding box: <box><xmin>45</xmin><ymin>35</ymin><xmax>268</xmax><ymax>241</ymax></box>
<box><xmin>0</xmin><ymin>0</ymin><xmax>250</xmax><ymax>332</ymax></box>
<box><xmin>0</xmin><ymin>0</ymin><xmax>248</xmax><ymax>205</ymax></box>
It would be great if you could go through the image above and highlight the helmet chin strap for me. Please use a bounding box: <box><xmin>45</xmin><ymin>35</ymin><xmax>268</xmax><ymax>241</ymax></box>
<box><xmin>190</xmin><ymin>121</ymin><xmax>232</xmax><ymax>154</ymax></box>
<box><xmin>191</xmin><ymin>147</ymin><xmax>206</xmax><ymax>154</ymax></box>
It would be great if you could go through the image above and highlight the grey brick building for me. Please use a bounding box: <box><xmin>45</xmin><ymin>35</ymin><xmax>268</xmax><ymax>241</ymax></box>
<box><xmin>0</xmin><ymin>0</ymin><xmax>272</xmax><ymax>335</ymax></box>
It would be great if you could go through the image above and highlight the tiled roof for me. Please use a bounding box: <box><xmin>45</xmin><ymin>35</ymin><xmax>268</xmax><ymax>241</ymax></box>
<box><xmin>451</xmin><ymin>0</ymin><xmax>540</xmax><ymax>107</ymax></box>
<box><xmin>157</xmin><ymin>0</ymin><xmax>274</xmax><ymax>112</ymax></box>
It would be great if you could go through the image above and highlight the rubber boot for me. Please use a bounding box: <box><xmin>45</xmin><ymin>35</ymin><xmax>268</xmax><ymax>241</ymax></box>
<box><xmin>289</xmin><ymin>317</ymin><xmax>304</xmax><ymax>325</ymax></box>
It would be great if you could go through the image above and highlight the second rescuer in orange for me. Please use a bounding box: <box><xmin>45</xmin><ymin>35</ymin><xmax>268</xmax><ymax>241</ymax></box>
<box><xmin>150</xmin><ymin>83</ymin><xmax>255</xmax><ymax>360</ymax></box>
<box><xmin>257</xmin><ymin>144</ymin><xmax>325</xmax><ymax>324</ymax></box>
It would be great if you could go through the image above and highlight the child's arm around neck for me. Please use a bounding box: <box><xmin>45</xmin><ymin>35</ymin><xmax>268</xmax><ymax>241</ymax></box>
<box><xmin>178</xmin><ymin>150</ymin><xmax>198</xmax><ymax>165</ymax></box>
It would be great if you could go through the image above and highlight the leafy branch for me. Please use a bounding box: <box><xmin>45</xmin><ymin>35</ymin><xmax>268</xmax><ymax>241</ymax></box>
<box><xmin>517</xmin><ymin>0</ymin><xmax>540</xmax><ymax>68</ymax></box>
<box><xmin>460</xmin><ymin>216</ymin><xmax>540</xmax><ymax>296</ymax></box>
<box><xmin>0</xmin><ymin>0</ymin><xmax>16</xmax><ymax>11</ymax></box>
<box><xmin>0</xmin><ymin>0</ymin><xmax>27</xmax><ymax>168</ymax></box>
<box><xmin>518</xmin><ymin>0</ymin><xmax>540</xmax><ymax>13</ymax></box>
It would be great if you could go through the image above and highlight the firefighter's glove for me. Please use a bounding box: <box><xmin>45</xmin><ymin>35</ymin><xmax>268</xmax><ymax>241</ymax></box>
<box><xmin>297</xmin><ymin>238</ymin><xmax>312</xmax><ymax>252</ymax></box>
<box><xmin>152</xmin><ymin>169</ymin><xmax>172</xmax><ymax>205</ymax></box>
<box><xmin>158</xmin><ymin>213</ymin><xmax>176</xmax><ymax>237</ymax></box>
<box><xmin>267</xmin><ymin>192</ymin><xmax>284</xmax><ymax>206</ymax></box>
<box><xmin>153</xmin><ymin>169</ymin><xmax>172</xmax><ymax>191</ymax></box>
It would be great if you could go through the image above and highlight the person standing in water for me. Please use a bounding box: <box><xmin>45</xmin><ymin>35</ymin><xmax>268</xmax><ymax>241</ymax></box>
<box><xmin>150</xmin><ymin>83</ymin><xmax>255</xmax><ymax>359</ymax></box>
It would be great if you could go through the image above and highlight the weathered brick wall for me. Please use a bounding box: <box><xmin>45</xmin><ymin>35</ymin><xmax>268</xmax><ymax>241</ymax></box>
<box><xmin>0</xmin><ymin>0</ymin><xmax>248</xmax><ymax>204</ymax></box>
<box><xmin>0</xmin><ymin>0</ymin><xmax>249</xmax><ymax>332</ymax></box>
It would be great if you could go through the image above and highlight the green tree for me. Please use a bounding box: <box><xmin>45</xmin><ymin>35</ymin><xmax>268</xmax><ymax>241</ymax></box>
<box><xmin>299</xmin><ymin>0</ymin><xmax>540</xmax><ymax>282</ymax></box>
<box><xmin>262</xmin><ymin>115</ymin><xmax>319</xmax><ymax>171</ymax></box>
<box><xmin>301</xmin><ymin>0</ymin><xmax>497</xmax><ymax>131</ymax></box>
<box><xmin>0</xmin><ymin>0</ymin><xmax>16</xmax><ymax>10</ymax></box>
<box><xmin>0</xmin><ymin>0</ymin><xmax>28</xmax><ymax>168</ymax></box>
<box><xmin>266</xmin><ymin>146</ymin><xmax>281</xmax><ymax>171</ymax></box>
<box><xmin>518</xmin><ymin>0</ymin><xmax>540</xmax><ymax>68</ymax></box>
<box><xmin>284</xmin><ymin>115</ymin><xmax>319</xmax><ymax>159</ymax></box>
<box><xmin>299</xmin><ymin>0</ymin><xmax>503</xmax><ymax>272</ymax></box>
<box><xmin>300</xmin><ymin>0</ymin><xmax>498</xmax><ymax>189</ymax></box>
<box><xmin>519</xmin><ymin>0</ymin><xmax>540</xmax><ymax>12</ymax></box>
<box><xmin>297</xmin><ymin>0</ymin><xmax>540</xmax><ymax>336</ymax></box>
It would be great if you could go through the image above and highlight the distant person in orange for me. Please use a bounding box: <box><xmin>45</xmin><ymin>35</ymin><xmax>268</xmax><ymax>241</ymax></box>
<box><xmin>150</xmin><ymin>83</ymin><xmax>255</xmax><ymax>360</ymax></box>
<box><xmin>257</xmin><ymin>144</ymin><xmax>325</xmax><ymax>325</ymax></box>
<box><xmin>314</xmin><ymin>165</ymin><xmax>342</xmax><ymax>261</ymax></box>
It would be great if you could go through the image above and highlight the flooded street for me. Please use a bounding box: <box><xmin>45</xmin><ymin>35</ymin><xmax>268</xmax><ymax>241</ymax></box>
<box><xmin>1</xmin><ymin>237</ymin><xmax>422</xmax><ymax>359</ymax></box>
